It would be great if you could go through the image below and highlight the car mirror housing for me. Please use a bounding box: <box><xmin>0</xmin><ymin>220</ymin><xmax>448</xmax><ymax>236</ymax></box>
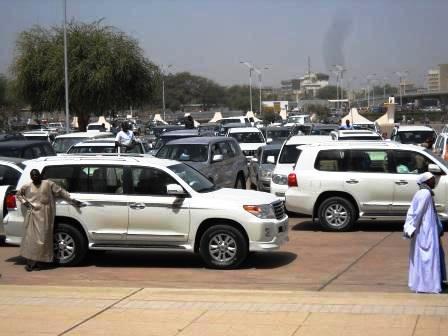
<box><xmin>428</xmin><ymin>164</ymin><xmax>442</xmax><ymax>175</ymax></box>
<box><xmin>166</xmin><ymin>184</ymin><xmax>186</xmax><ymax>196</ymax></box>
<box><xmin>266</xmin><ymin>156</ymin><xmax>276</xmax><ymax>164</ymax></box>
<box><xmin>212</xmin><ymin>154</ymin><xmax>224</xmax><ymax>163</ymax></box>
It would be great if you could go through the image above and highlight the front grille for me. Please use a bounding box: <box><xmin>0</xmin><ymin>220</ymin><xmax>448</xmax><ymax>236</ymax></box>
<box><xmin>272</xmin><ymin>201</ymin><xmax>285</xmax><ymax>220</ymax></box>
<box><xmin>243</xmin><ymin>150</ymin><xmax>255</xmax><ymax>156</ymax></box>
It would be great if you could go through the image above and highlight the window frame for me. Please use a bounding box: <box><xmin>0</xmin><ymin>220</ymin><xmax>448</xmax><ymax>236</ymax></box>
<box><xmin>314</xmin><ymin>149</ymin><xmax>348</xmax><ymax>172</ymax></box>
<box><xmin>128</xmin><ymin>165</ymin><xmax>182</xmax><ymax>196</ymax></box>
<box><xmin>346</xmin><ymin>149</ymin><xmax>392</xmax><ymax>174</ymax></box>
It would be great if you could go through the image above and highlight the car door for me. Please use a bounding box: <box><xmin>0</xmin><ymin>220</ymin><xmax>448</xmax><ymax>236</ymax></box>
<box><xmin>126</xmin><ymin>166</ymin><xmax>190</xmax><ymax>243</ymax></box>
<box><xmin>390</xmin><ymin>150</ymin><xmax>446</xmax><ymax>216</ymax></box>
<box><xmin>343</xmin><ymin>149</ymin><xmax>395</xmax><ymax>216</ymax></box>
<box><xmin>208</xmin><ymin>143</ymin><xmax>226</xmax><ymax>186</ymax></box>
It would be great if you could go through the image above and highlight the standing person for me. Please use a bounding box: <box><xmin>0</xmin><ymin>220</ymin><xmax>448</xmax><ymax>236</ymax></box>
<box><xmin>16</xmin><ymin>169</ymin><xmax>82</xmax><ymax>272</ymax></box>
<box><xmin>115</xmin><ymin>121</ymin><xmax>135</xmax><ymax>152</ymax></box>
<box><xmin>404</xmin><ymin>172</ymin><xmax>446</xmax><ymax>293</ymax></box>
<box><xmin>185</xmin><ymin>115</ymin><xmax>195</xmax><ymax>129</ymax></box>
<box><xmin>339</xmin><ymin>119</ymin><xmax>353</xmax><ymax>130</ymax></box>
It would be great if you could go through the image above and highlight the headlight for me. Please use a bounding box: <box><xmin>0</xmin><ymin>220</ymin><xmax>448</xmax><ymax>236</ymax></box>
<box><xmin>243</xmin><ymin>204</ymin><xmax>275</xmax><ymax>219</ymax></box>
<box><xmin>259</xmin><ymin>168</ymin><xmax>272</xmax><ymax>179</ymax></box>
<box><xmin>272</xmin><ymin>174</ymin><xmax>287</xmax><ymax>185</ymax></box>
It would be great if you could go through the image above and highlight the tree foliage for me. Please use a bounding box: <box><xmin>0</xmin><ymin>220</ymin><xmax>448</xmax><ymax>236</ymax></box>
<box><xmin>13</xmin><ymin>21</ymin><xmax>158</xmax><ymax>130</ymax></box>
<box><xmin>316</xmin><ymin>85</ymin><xmax>346</xmax><ymax>100</ymax></box>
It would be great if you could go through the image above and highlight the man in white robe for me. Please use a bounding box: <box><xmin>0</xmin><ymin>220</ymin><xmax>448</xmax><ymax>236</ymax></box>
<box><xmin>405</xmin><ymin>172</ymin><xmax>446</xmax><ymax>293</ymax></box>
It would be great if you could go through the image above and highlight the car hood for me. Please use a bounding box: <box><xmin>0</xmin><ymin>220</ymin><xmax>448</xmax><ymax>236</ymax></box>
<box><xmin>184</xmin><ymin>161</ymin><xmax>208</xmax><ymax>172</ymax></box>
<box><xmin>205</xmin><ymin>188</ymin><xmax>280</xmax><ymax>205</ymax></box>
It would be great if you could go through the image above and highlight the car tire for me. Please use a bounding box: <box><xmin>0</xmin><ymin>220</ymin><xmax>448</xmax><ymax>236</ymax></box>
<box><xmin>53</xmin><ymin>223</ymin><xmax>88</xmax><ymax>266</ymax></box>
<box><xmin>234</xmin><ymin>173</ymin><xmax>246</xmax><ymax>189</ymax></box>
<box><xmin>318</xmin><ymin>197</ymin><xmax>356</xmax><ymax>231</ymax></box>
<box><xmin>199</xmin><ymin>224</ymin><xmax>248</xmax><ymax>269</ymax></box>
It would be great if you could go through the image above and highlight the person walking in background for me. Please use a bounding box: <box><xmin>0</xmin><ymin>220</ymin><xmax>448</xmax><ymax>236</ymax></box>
<box><xmin>404</xmin><ymin>172</ymin><xmax>446</xmax><ymax>293</ymax></box>
<box><xmin>16</xmin><ymin>169</ymin><xmax>82</xmax><ymax>272</ymax></box>
<box><xmin>115</xmin><ymin>121</ymin><xmax>135</xmax><ymax>151</ymax></box>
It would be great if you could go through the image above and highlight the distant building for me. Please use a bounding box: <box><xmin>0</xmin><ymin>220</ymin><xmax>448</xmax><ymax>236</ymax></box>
<box><xmin>298</xmin><ymin>73</ymin><xmax>329</xmax><ymax>97</ymax></box>
<box><xmin>399</xmin><ymin>81</ymin><xmax>416</xmax><ymax>94</ymax></box>
<box><xmin>426</xmin><ymin>64</ymin><xmax>448</xmax><ymax>92</ymax></box>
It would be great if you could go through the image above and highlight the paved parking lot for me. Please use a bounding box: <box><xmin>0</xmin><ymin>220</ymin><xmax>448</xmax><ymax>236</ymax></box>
<box><xmin>1</xmin><ymin>216</ymin><xmax>445</xmax><ymax>293</ymax></box>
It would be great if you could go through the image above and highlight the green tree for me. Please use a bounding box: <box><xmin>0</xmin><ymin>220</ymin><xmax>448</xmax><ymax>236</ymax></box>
<box><xmin>316</xmin><ymin>85</ymin><xmax>346</xmax><ymax>100</ymax></box>
<box><xmin>13</xmin><ymin>21</ymin><xmax>158</xmax><ymax>130</ymax></box>
<box><xmin>225</xmin><ymin>85</ymin><xmax>251</xmax><ymax>111</ymax></box>
<box><xmin>0</xmin><ymin>74</ymin><xmax>6</xmax><ymax>107</ymax></box>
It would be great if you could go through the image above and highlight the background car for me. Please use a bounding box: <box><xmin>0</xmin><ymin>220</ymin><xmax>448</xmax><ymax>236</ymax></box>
<box><xmin>260</xmin><ymin>126</ymin><xmax>291</xmax><ymax>144</ymax></box>
<box><xmin>249</xmin><ymin>144</ymin><xmax>281</xmax><ymax>192</ymax></box>
<box><xmin>433</xmin><ymin>133</ymin><xmax>448</xmax><ymax>160</ymax></box>
<box><xmin>390</xmin><ymin>125</ymin><xmax>437</xmax><ymax>147</ymax></box>
<box><xmin>227</xmin><ymin>127</ymin><xmax>266</xmax><ymax>164</ymax></box>
<box><xmin>330</xmin><ymin>129</ymin><xmax>383</xmax><ymax>141</ymax></box>
<box><xmin>52</xmin><ymin>131</ymin><xmax>113</xmax><ymax>154</ymax></box>
<box><xmin>156</xmin><ymin>136</ymin><xmax>248</xmax><ymax>188</ymax></box>
<box><xmin>67</xmin><ymin>137</ymin><xmax>145</xmax><ymax>154</ymax></box>
<box><xmin>0</xmin><ymin>140</ymin><xmax>56</xmax><ymax>159</ymax></box>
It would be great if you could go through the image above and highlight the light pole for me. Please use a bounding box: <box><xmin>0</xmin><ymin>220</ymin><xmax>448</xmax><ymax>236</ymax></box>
<box><xmin>240</xmin><ymin>61</ymin><xmax>254</xmax><ymax>112</ymax></box>
<box><xmin>161</xmin><ymin>64</ymin><xmax>172</xmax><ymax>121</ymax></box>
<box><xmin>63</xmin><ymin>0</ymin><xmax>69</xmax><ymax>133</ymax></box>
<box><xmin>395</xmin><ymin>71</ymin><xmax>408</xmax><ymax>107</ymax></box>
<box><xmin>366</xmin><ymin>74</ymin><xmax>376</xmax><ymax>108</ymax></box>
<box><xmin>253</xmin><ymin>65</ymin><xmax>269</xmax><ymax>115</ymax></box>
<box><xmin>333</xmin><ymin>65</ymin><xmax>346</xmax><ymax>110</ymax></box>
<box><xmin>383</xmin><ymin>77</ymin><xmax>388</xmax><ymax>101</ymax></box>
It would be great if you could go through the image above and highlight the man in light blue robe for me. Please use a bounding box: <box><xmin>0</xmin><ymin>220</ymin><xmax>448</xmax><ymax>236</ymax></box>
<box><xmin>405</xmin><ymin>172</ymin><xmax>446</xmax><ymax>293</ymax></box>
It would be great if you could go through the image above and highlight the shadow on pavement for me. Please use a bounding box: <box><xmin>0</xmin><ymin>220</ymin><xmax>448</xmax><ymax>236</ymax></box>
<box><xmin>291</xmin><ymin>220</ymin><xmax>404</xmax><ymax>232</ymax></box>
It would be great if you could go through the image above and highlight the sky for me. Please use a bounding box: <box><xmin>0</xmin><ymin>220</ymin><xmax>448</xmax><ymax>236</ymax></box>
<box><xmin>1</xmin><ymin>0</ymin><xmax>448</xmax><ymax>89</ymax></box>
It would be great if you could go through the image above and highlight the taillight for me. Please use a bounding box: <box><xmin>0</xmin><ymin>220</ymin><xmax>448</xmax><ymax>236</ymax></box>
<box><xmin>5</xmin><ymin>194</ymin><xmax>17</xmax><ymax>209</ymax></box>
<box><xmin>288</xmin><ymin>173</ymin><xmax>298</xmax><ymax>187</ymax></box>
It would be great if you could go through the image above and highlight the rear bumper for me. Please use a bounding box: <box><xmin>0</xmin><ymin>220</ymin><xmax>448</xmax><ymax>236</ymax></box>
<box><xmin>285</xmin><ymin>188</ymin><xmax>315</xmax><ymax>215</ymax></box>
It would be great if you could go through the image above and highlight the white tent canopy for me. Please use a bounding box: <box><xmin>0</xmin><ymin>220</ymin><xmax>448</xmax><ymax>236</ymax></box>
<box><xmin>209</xmin><ymin>112</ymin><xmax>223</xmax><ymax>123</ymax></box>
<box><xmin>245</xmin><ymin>111</ymin><xmax>261</xmax><ymax>123</ymax></box>
<box><xmin>341</xmin><ymin>108</ymin><xmax>374</xmax><ymax>126</ymax></box>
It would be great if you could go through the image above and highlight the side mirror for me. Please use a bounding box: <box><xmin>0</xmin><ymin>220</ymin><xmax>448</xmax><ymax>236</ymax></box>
<box><xmin>428</xmin><ymin>164</ymin><xmax>442</xmax><ymax>175</ymax></box>
<box><xmin>266</xmin><ymin>137</ymin><xmax>273</xmax><ymax>144</ymax></box>
<box><xmin>251</xmin><ymin>157</ymin><xmax>258</xmax><ymax>163</ymax></box>
<box><xmin>212</xmin><ymin>154</ymin><xmax>224</xmax><ymax>162</ymax></box>
<box><xmin>266</xmin><ymin>156</ymin><xmax>276</xmax><ymax>164</ymax></box>
<box><xmin>166</xmin><ymin>184</ymin><xmax>186</xmax><ymax>196</ymax></box>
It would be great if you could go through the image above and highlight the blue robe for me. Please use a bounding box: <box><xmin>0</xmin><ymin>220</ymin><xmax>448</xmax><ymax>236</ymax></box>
<box><xmin>406</xmin><ymin>188</ymin><xmax>446</xmax><ymax>293</ymax></box>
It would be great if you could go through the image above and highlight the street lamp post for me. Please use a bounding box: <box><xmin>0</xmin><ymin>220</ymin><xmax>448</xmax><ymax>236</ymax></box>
<box><xmin>240</xmin><ymin>61</ymin><xmax>254</xmax><ymax>112</ymax></box>
<box><xmin>366</xmin><ymin>74</ymin><xmax>376</xmax><ymax>108</ymax></box>
<box><xmin>253</xmin><ymin>66</ymin><xmax>269</xmax><ymax>115</ymax></box>
<box><xmin>161</xmin><ymin>64</ymin><xmax>172</xmax><ymax>121</ymax></box>
<box><xmin>63</xmin><ymin>0</ymin><xmax>69</xmax><ymax>133</ymax></box>
<box><xmin>395</xmin><ymin>71</ymin><xmax>408</xmax><ymax>107</ymax></box>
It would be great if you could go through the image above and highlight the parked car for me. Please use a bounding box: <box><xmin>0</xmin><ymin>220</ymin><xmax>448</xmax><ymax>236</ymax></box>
<box><xmin>390</xmin><ymin>125</ymin><xmax>437</xmax><ymax>147</ymax></box>
<box><xmin>150</xmin><ymin>129</ymin><xmax>200</xmax><ymax>155</ymax></box>
<box><xmin>309</xmin><ymin>124</ymin><xmax>339</xmax><ymax>135</ymax></box>
<box><xmin>249</xmin><ymin>144</ymin><xmax>281</xmax><ymax>192</ymax></box>
<box><xmin>285</xmin><ymin>141</ymin><xmax>448</xmax><ymax>231</ymax></box>
<box><xmin>52</xmin><ymin>132</ymin><xmax>113</xmax><ymax>154</ymax></box>
<box><xmin>283</xmin><ymin>114</ymin><xmax>311</xmax><ymax>127</ymax></box>
<box><xmin>219</xmin><ymin>122</ymin><xmax>251</xmax><ymax>136</ymax></box>
<box><xmin>67</xmin><ymin>137</ymin><xmax>145</xmax><ymax>154</ymax></box>
<box><xmin>0</xmin><ymin>140</ymin><xmax>56</xmax><ymax>159</ymax></box>
<box><xmin>227</xmin><ymin>127</ymin><xmax>266</xmax><ymax>164</ymax></box>
<box><xmin>22</xmin><ymin>130</ymin><xmax>55</xmax><ymax>142</ymax></box>
<box><xmin>217</xmin><ymin>116</ymin><xmax>251</xmax><ymax>125</ymax></box>
<box><xmin>47</xmin><ymin>122</ymin><xmax>65</xmax><ymax>133</ymax></box>
<box><xmin>3</xmin><ymin>155</ymin><xmax>288</xmax><ymax>269</ymax></box>
<box><xmin>156</xmin><ymin>137</ymin><xmax>248</xmax><ymax>188</ymax></box>
<box><xmin>433</xmin><ymin>133</ymin><xmax>448</xmax><ymax>161</ymax></box>
<box><xmin>86</xmin><ymin>122</ymin><xmax>110</xmax><ymax>132</ymax></box>
<box><xmin>330</xmin><ymin>129</ymin><xmax>383</xmax><ymax>141</ymax></box>
<box><xmin>260</xmin><ymin>126</ymin><xmax>291</xmax><ymax>144</ymax></box>
<box><xmin>0</xmin><ymin>157</ymin><xmax>26</xmax><ymax>186</ymax></box>
<box><xmin>0</xmin><ymin>133</ymin><xmax>25</xmax><ymax>142</ymax></box>
<box><xmin>270</xmin><ymin>135</ymin><xmax>331</xmax><ymax>199</ymax></box>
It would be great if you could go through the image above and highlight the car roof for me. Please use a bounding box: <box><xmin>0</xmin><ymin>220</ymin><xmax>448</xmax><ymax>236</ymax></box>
<box><xmin>285</xmin><ymin>135</ymin><xmax>331</xmax><ymax>145</ymax></box>
<box><xmin>262</xmin><ymin>126</ymin><xmax>290</xmax><ymax>131</ymax></box>
<box><xmin>164</xmin><ymin>136</ymin><xmax>232</xmax><ymax>145</ymax></box>
<box><xmin>28</xmin><ymin>155</ymin><xmax>180</xmax><ymax>167</ymax></box>
<box><xmin>228</xmin><ymin>127</ymin><xmax>261</xmax><ymax>133</ymax></box>
<box><xmin>396</xmin><ymin>125</ymin><xmax>435</xmax><ymax>131</ymax></box>
<box><xmin>296</xmin><ymin>140</ymin><xmax>424</xmax><ymax>151</ymax></box>
<box><xmin>161</xmin><ymin>129</ymin><xmax>199</xmax><ymax>137</ymax></box>
<box><xmin>55</xmin><ymin>132</ymin><xmax>113</xmax><ymax>139</ymax></box>
<box><xmin>0</xmin><ymin>140</ymin><xmax>51</xmax><ymax>148</ymax></box>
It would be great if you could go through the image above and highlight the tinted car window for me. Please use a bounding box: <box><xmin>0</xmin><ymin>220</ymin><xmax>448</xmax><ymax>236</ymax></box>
<box><xmin>156</xmin><ymin>144</ymin><xmax>208</xmax><ymax>162</ymax></box>
<box><xmin>0</xmin><ymin>165</ymin><xmax>21</xmax><ymax>186</ymax></box>
<box><xmin>278</xmin><ymin>145</ymin><xmax>302</xmax><ymax>164</ymax></box>
<box><xmin>32</xmin><ymin>145</ymin><xmax>44</xmax><ymax>158</ymax></box>
<box><xmin>23</xmin><ymin>148</ymin><xmax>34</xmax><ymax>159</ymax></box>
<box><xmin>42</xmin><ymin>165</ymin><xmax>77</xmax><ymax>191</ymax></box>
<box><xmin>218</xmin><ymin>142</ymin><xmax>233</xmax><ymax>159</ymax></box>
<box><xmin>0</xmin><ymin>148</ymin><xmax>22</xmax><ymax>157</ymax></box>
<box><xmin>227</xmin><ymin>140</ymin><xmax>240</xmax><ymax>155</ymax></box>
<box><xmin>393</xmin><ymin>150</ymin><xmax>436</xmax><ymax>174</ymax></box>
<box><xmin>229</xmin><ymin>132</ymin><xmax>264</xmax><ymax>143</ymax></box>
<box><xmin>347</xmin><ymin>150</ymin><xmax>390</xmax><ymax>173</ymax></box>
<box><xmin>130</xmin><ymin>167</ymin><xmax>177</xmax><ymax>195</ymax></box>
<box><xmin>53</xmin><ymin>138</ymin><xmax>86</xmax><ymax>153</ymax></box>
<box><xmin>315</xmin><ymin>150</ymin><xmax>347</xmax><ymax>172</ymax></box>
<box><xmin>396</xmin><ymin>131</ymin><xmax>436</xmax><ymax>144</ymax></box>
<box><xmin>261</xmin><ymin>148</ymin><xmax>281</xmax><ymax>164</ymax></box>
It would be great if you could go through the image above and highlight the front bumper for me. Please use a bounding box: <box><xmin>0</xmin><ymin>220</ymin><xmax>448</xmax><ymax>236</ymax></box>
<box><xmin>249</xmin><ymin>216</ymin><xmax>289</xmax><ymax>251</ymax></box>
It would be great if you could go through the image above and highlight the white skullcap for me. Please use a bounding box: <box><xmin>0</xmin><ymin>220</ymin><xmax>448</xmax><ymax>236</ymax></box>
<box><xmin>417</xmin><ymin>172</ymin><xmax>434</xmax><ymax>185</ymax></box>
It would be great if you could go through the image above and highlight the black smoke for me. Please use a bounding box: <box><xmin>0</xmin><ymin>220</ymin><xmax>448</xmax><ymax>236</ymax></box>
<box><xmin>323</xmin><ymin>15</ymin><xmax>353</xmax><ymax>71</ymax></box>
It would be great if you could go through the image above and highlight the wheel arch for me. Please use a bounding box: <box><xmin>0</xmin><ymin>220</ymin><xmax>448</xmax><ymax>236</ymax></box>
<box><xmin>194</xmin><ymin>218</ymin><xmax>249</xmax><ymax>253</ymax></box>
<box><xmin>313</xmin><ymin>191</ymin><xmax>359</xmax><ymax>219</ymax></box>
<box><xmin>54</xmin><ymin>216</ymin><xmax>89</xmax><ymax>244</ymax></box>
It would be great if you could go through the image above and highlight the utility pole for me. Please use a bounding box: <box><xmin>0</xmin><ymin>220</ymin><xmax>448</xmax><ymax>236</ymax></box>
<box><xmin>395</xmin><ymin>71</ymin><xmax>408</xmax><ymax>107</ymax></box>
<box><xmin>161</xmin><ymin>64</ymin><xmax>172</xmax><ymax>121</ymax></box>
<box><xmin>253</xmin><ymin>65</ymin><xmax>269</xmax><ymax>115</ymax></box>
<box><xmin>240</xmin><ymin>61</ymin><xmax>254</xmax><ymax>112</ymax></box>
<box><xmin>63</xmin><ymin>0</ymin><xmax>69</xmax><ymax>133</ymax></box>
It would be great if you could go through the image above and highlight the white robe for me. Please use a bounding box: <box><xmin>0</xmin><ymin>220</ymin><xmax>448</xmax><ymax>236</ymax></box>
<box><xmin>405</xmin><ymin>188</ymin><xmax>446</xmax><ymax>293</ymax></box>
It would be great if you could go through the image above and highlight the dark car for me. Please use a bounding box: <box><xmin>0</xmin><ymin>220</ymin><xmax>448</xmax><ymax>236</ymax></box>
<box><xmin>0</xmin><ymin>140</ymin><xmax>56</xmax><ymax>159</ymax></box>
<box><xmin>150</xmin><ymin>129</ymin><xmax>200</xmax><ymax>155</ymax></box>
<box><xmin>248</xmin><ymin>144</ymin><xmax>282</xmax><ymax>192</ymax></box>
<box><xmin>260</xmin><ymin>126</ymin><xmax>291</xmax><ymax>144</ymax></box>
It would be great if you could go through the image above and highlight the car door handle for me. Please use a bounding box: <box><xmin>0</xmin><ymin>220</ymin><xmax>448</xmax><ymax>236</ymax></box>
<box><xmin>129</xmin><ymin>203</ymin><xmax>145</xmax><ymax>209</ymax></box>
<box><xmin>395</xmin><ymin>180</ymin><xmax>408</xmax><ymax>185</ymax></box>
<box><xmin>345</xmin><ymin>179</ymin><xmax>359</xmax><ymax>184</ymax></box>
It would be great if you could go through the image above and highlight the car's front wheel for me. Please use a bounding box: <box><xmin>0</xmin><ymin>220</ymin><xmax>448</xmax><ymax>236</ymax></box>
<box><xmin>317</xmin><ymin>197</ymin><xmax>356</xmax><ymax>231</ymax></box>
<box><xmin>53</xmin><ymin>223</ymin><xmax>87</xmax><ymax>266</ymax></box>
<box><xmin>199</xmin><ymin>224</ymin><xmax>248</xmax><ymax>269</ymax></box>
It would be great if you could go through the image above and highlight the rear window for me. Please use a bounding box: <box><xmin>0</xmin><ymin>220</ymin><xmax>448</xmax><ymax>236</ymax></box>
<box><xmin>53</xmin><ymin>138</ymin><xmax>87</xmax><ymax>153</ymax></box>
<box><xmin>156</xmin><ymin>144</ymin><xmax>209</xmax><ymax>162</ymax></box>
<box><xmin>278</xmin><ymin>144</ymin><xmax>302</xmax><ymax>164</ymax></box>
<box><xmin>229</xmin><ymin>132</ymin><xmax>264</xmax><ymax>143</ymax></box>
<box><xmin>0</xmin><ymin>148</ymin><xmax>22</xmax><ymax>157</ymax></box>
<box><xmin>396</xmin><ymin>131</ymin><xmax>436</xmax><ymax>144</ymax></box>
<box><xmin>315</xmin><ymin>150</ymin><xmax>347</xmax><ymax>171</ymax></box>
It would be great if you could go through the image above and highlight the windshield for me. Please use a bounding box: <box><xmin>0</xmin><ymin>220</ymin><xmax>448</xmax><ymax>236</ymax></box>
<box><xmin>87</xmin><ymin>125</ymin><xmax>103</xmax><ymax>130</ymax></box>
<box><xmin>287</xmin><ymin>116</ymin><xmax>309</xmax><ymax>123</ymax></box>
<box><xmin>262</xmin><ymin>149</ymin><xmax>280</xmax><ymax>164</ymax></box>
<box><xmin>169</xmin><ymin>163</ymin><xmax>217</xmax><ymax>193</ymax></box>
<box><xmin>53</xmin><ymin>137</ymin><xmax>86</xmax><ymax>153</ymax></box>
<box><xmin>156</xmin><ymin>144</ymin><xmax>208</xmax><ymax>162</ymax></box>
<box><xmin>23</xmin><ymin>136</ymin><xmax>49</xmax><ymax>141</ymax></box>
<box><xmin>278</xmin><ymin>145</ymin><xmax>302</xmax><ymax>164</ymax></box>
<box><xmin>397</xmin><ymin>131</ymin><xmax>436</xmax><ymax>144</ymax></box>
<box><xmin>230</xmin><ymin>132</ymin><xmax>264</xmax><ymax>143</ymax></box>
<box><xmin>0</xmin><ymin>148</ymin><xmax>21</xmax><ymax>157</ymax></box>
<box><xmin>424</xmin><ymin>149</ymin><xmax>448</xmax><ymax>170</ymax></box>
<box><xmin>266</xmin><ymin>130</ymin><xmax>290</xmax><ymax>140</ymax></box>
<box><xmin>68</xmin><ymin>145</ymin><xmax>143</xmax><ymax>154</ymax></box>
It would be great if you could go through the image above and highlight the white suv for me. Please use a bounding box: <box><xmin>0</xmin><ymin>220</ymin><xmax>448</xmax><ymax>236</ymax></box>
<box><xmin>285</xmin><ymin>141</ymin><xmax>448</xmax><ymax>231</ymax></box>
<box><xmin>3</xmin><ymin>155</ymin><xmax>288</xmax><ymax>269</ymax></box>
<box><xmin>227</xmin><ymin>127</ymin><xmax>266</xmax><ymax>164</ymax></box>
<box><xmin>270</xmin><ymin>135</ymin><xmax>330</xmax><ymax>199</ymax></box>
